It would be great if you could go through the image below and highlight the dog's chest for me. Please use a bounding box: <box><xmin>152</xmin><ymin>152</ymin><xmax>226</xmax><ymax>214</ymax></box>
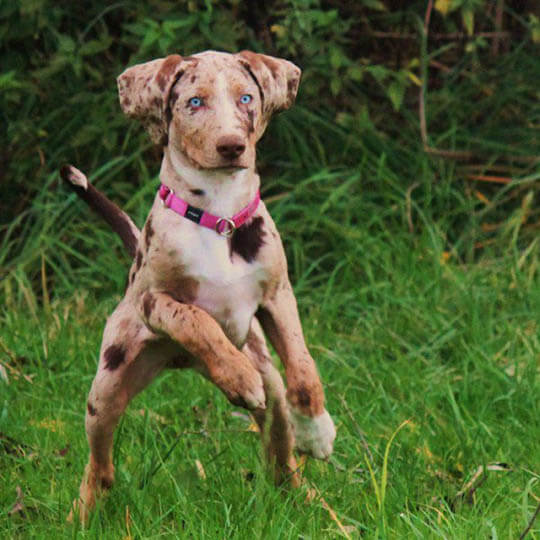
<box><xmin>149</xmin><ymin>221</ymin><xmax>267</xmax><ymax>346</ymax></box>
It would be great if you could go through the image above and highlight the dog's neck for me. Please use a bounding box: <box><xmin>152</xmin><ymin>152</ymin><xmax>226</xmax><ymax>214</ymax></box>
<box><xmin>160</xmin><ymin>148</ymin><xmax>260</xmax><ymax>218</ymax></box>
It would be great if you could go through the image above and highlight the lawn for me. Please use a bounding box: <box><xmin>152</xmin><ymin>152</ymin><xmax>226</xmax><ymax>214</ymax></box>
<box><xmin>1</xmin><ymin>158</ymin><xmax>539</xmax><ymax>537</ymax></box>
<box><xmin>1</xmin><ymin>8</ymin><xmax>540</xmax><ymax>537</ymax></box>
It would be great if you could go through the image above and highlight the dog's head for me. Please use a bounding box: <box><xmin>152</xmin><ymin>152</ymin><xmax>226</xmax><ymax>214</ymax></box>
<box><xmin>117</xmin><ymin>50</ymin><xmax>301</xmax><ymax>170</ymax></box>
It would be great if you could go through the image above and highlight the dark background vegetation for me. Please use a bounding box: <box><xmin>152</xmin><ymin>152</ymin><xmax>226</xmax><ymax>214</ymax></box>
<box><xmin>1</xmin><ymin>0</ymin><xmax>539</xmax><ymax>301</ymax></box>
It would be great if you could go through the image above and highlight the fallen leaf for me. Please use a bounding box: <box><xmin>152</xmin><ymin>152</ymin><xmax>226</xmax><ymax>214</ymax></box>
<box><xmin>0</xmin><ymin>364</ymin><xmax>8</xmax><ymax>383</ymax></box>
<box><xmin>455</xmin><ymin>463</ymin><xmax>511</xmax><ymax>504</ymax></box>
<box><xmin>434</xmin><ymin>0</ymin><xmax>452</xmax><ymax>16</ymax></box>
<box><xmin>487</xmin><ymin>462</ymin><xmax>511</xmax><ymax>471</ymax></box>
<box><xmin>123</xmin><ymin>504</ymin><xmax>132</xmax><ymax>540</ymax></box>
<box><xmin>230</xmin><ymin>411</ymin><xmax>251</xmax><ymax>422</ymax></box>
<box><xmin>56</xmin><ymin>444</ymin><xmax>70</xmax><ymax>457</ymax></box>
<box><xmin>474</xmin><ymin>190</ymin><xmax>490</xmax><ymax>204</ymax></box>
<box><xmin>1</xmin><ymin>433</ymin><xmax>36</xmax><ymax>458</ymax></box>
<box><xmin>30</xmin><ymin>419</ymin><xmax>65</xmax><ymax>434</ymax></box>
<box><xmin>137</xmin><ymin>409</ymin><xmax>169</xmax><ymax>424</ymax></box>
<box><xmin>8</xmin><ymin>486</ymin><xmax>26</xmax><ymax>518</ymax></box>
<box><xmin>247</xmin><ymin>422</ymin><xmax>260</xmax><ymax>433</ymax></box>
<box><xmin>195</xmin><ymin>459</ymin><xmax>206</xmax><ymax>480</ymax></box>
<box><xmin>320</xmin><ymin>493</ymin><xmax>352</xmax><ymax>539</ymax></box>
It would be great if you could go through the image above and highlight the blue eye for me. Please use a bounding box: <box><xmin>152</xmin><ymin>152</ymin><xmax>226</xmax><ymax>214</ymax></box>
<box><xmin>189</xmin><ymin>97</ymin><xmax>203</xmax><ymax>108</ymax></box>
<box><xmin>240</xmin><ymin>94</ymin><xmax>252</xmax><ymax>105</ymax></box>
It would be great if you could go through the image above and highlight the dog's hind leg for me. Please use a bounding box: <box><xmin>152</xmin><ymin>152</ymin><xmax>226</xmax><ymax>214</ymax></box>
<box><xmin>70</xmin><ymin>301</ymin><xmax>172</xmax><ymax>524</ymax></box>
<box><xmin>243</xmin><ymin>319</ymin><xmax>300</xmax><ymax>487</ymax></box>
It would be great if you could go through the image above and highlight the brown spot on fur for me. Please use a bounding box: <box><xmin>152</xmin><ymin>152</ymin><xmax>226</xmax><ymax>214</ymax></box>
<box><xmin>118</xmin><ymin>318</ymin><xmax>131</xmax><ymax>334</ymax></box>
<box><xmin>260</xmin><ymin>56</ymin><xmax>280</xmax><ymax>80</ymax></box>
<box><xmin>100</xmin><ymin>476</ymin><xmax>114</xmax><ymax>489</ymax></box>
<box><xmin>167</xmin><ymin>354</ymin><xmax>193</xmax><ymax>369</ymax></box>
<box><xmin>135</xmin><ymin>250</ymin><xmax>142</xmax><ymax>270</ymax></box>
<box><xmin>156</xmin><ymin>54</ymin><xmax>182</xmax><ymax>91</ymax></box>
<box><xmin>240</xmin><ymin>59</ymin><xmax>265</xmax><ymax>108</ymax></box>
<box><xmin>87</xmin><ymin>402</ymin><xmax>97</xmax><ymax>416</ymax></box>
<box><xmin>287</xmin><ymin>382</ymin><xmax>325</xmax><ymax>416</ymax></box>
<box><xmin>190</xmin><ymin>75</ymin><xmax>197</xmax><ymax>83</ymax></box>
<box><xmin>167</xmin><ymin>277</ymin><xmax>200</xmax><ymax>304</ymax></box>
<box><xmin>103</xmin><ymin>344</ymin><xmax>126</xmax><ymax>371</ymax></box>
<box><xmin>144</xmin><ymin>217</ymin><xmax>154</xmax><ymax>247</ymax></box>
<box><xmin>247</xmin><ymin>110</ymin><xmax>255</xmax><ymax>134</ymax></box>
<box><xmin>143</xmin><ymin>292</ymin><xmax>157</xmax><ymax>319</ymax></box>
<box><xmin>190</xmin><ymin>189</ymin><xmax>205</xmax><ymax>196</ymax></box>
<box><xmin>229</xmin><ymin>395</ymin><xmax>249</xmax><ymax>409</ymax></box>
<box><xmin>170</xmin><ymin>89</ymin><xmax>180</xmax><ymax>105</ymax></box>
<box><xmin>165</xmin><ymin>70</ymin><xmax>185</xmax><ymax>126</ymax></box>
<box><xmin>231</xmin><ymin>216</ymin><xmax>265</xmax><ymax>263</ymax></box>
<box><xmin>296</xmin><ymin>385</ymin><xmax>311</xmax><ymax>408</ymax></box>
<box><xmin>287</xmin><ymin>77</ymin><xmax>299</xmax><ymax>104</ymax></box>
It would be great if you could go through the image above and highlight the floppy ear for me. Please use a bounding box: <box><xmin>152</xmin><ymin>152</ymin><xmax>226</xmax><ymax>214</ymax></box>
<box><xmin>237</xmin><ymin>51</ymin><xmax>301</xmax><ymax>121</ymax></box>
<box><xmin>117</xmin><ymin>55</ymin><xmax>187</xmax><ymax>145</ymax></box>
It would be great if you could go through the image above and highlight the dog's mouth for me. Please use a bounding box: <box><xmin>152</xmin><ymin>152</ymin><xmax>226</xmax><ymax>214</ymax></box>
<box><xmin>209</xmin><ymin>164</ymin><xmax>249</xmax><ymax>172</ymax></box>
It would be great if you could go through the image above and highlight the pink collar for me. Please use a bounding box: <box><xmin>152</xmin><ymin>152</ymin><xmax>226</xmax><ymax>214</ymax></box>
<box><xmin>158</xmin><ymin>184</ymin><xmax>260</xmax><ymax>238</ymax></box>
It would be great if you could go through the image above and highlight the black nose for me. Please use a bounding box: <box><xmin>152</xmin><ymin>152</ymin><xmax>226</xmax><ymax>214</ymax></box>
<box><xmin>216</xmin><ymin>136</ymin><xmax>246</xmax><ymax>160</ymax></box>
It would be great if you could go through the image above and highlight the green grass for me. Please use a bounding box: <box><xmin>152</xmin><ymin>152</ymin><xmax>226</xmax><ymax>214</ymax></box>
<box><xmin>2</xmin><ymin>35</ymin><xmax>540</xmax><ymax>539</ymax></box>
<box><xmin>1</xmin><ymin>166</ymin><xmax>539</xmax><ymax>537</ymax></box>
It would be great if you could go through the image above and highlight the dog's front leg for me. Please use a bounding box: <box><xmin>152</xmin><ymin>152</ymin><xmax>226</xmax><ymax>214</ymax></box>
<box><xmin>257</xmin><ymin>279</ymin><xmax>336</xmax><ymax>460</ymax></box>
<box><xmin>141</xmin><ymin>291</ymin><xmax>265</xmax><ymax>410</ymax></box>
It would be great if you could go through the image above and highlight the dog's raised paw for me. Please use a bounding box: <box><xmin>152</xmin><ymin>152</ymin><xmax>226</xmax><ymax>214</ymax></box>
<box><xmin>290</xmin><ymin>408</ymin><xmax>336</xmax><ymax>460</ymax></box>
<box><xmin>220</xmin><ymin>363</ymin><xmax>266</xmax><ymax>411</ymax></box>
<box><xmin>229</xmin><ymin>380</ymin><xmax>266</xmax><ymax>410</ymax></box>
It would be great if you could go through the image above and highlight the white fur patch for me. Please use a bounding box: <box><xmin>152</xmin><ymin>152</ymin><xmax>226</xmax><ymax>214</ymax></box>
<box><xmin>66</xmin><ymin>165</ymin><xmax>88</xmax><ymax>190</ymax></box>
<box><xmin>290</xmin><ymin>407</ymin><xmax>336</xmax><ymax>460</ymax></box>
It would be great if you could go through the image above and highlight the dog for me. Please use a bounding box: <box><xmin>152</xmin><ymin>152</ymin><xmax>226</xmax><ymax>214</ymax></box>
<box><xmin>62</xmin><ymin>50</ymin><xmax>336</xmax><ymax>523</ymax></box>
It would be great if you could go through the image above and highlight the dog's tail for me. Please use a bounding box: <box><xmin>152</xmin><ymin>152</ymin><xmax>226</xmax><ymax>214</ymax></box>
<box><xmin>60</xmin><ymin>165</ymin><xmax>141</xmax><ymax>258</ymax></box>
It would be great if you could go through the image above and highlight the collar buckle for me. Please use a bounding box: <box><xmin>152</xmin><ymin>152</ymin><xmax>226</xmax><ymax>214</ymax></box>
<box><xmin>159</xmin><ymin>185</ymin><xmax>172</xmax><ymax>207</ymax></box>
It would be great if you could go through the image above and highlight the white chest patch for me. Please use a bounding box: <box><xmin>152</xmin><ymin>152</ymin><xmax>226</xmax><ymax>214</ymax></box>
<box><xmin>150</xmin><ymin>214</ymin><xmax>267</xmax><ymax>347</ymax></box>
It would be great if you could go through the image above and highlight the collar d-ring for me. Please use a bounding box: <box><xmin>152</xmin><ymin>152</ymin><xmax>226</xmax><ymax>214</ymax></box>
<box><xmin>216</xmin><ymin>217</ymin><xmax>236</xmax><ymax>238</ymax></box>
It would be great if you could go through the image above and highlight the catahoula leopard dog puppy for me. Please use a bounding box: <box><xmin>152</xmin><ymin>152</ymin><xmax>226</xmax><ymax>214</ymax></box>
<box><xmin>62</xmin><ymin>50</ymin><xmax>336</xmax><ymax>523</ymax></box>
